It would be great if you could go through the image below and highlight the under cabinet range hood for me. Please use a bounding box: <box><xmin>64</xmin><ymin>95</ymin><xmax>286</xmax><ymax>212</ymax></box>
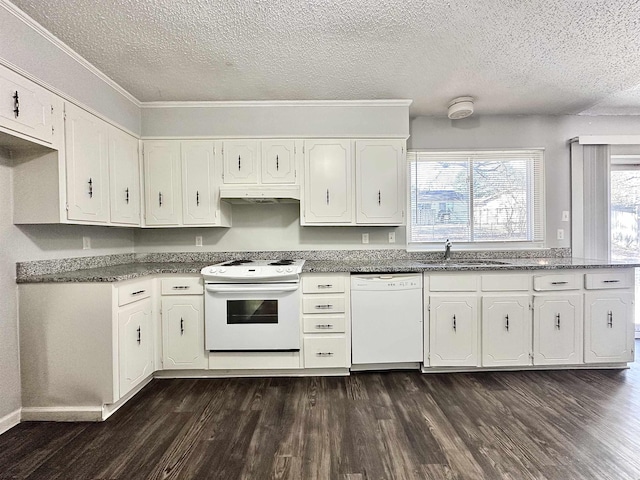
<box><xmin>219</xmin><ymin>185</ymin><xmax>301</xmax><ymax>204</ymax></box>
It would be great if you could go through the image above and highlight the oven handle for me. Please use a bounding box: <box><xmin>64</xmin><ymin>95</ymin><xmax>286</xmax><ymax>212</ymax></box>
<box><xmin>205</xmin><ymin>284</ymin><xmax>299</xmax><ymax>293</ymax></box>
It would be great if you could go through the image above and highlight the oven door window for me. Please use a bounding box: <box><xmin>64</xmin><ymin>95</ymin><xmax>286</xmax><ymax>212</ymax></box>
<box><xmin>227</xmin><ymin>299</ymin><xmax>278</xmax><ymax>324</ymax></box>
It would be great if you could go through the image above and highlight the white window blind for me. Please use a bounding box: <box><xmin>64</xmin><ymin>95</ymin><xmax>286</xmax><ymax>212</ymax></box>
<box><xmin>408</xmin><ymin>150</ymin><xmax>545</xmax><ymax>246</ymax></box>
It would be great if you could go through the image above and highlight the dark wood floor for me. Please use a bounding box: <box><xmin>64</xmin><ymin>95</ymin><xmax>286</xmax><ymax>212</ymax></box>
<box><xmin>2</xmin><ymin>342</ymin><xmax>639</xmax><ymax>480</ymax></box>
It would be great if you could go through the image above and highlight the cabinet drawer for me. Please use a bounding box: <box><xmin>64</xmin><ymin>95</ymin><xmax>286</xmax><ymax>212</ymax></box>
<box><xmin>585</xmin><ymin>271</ymin><xmax>633</xmax><ymax>290</ymax></box>
<box><xmin>303</xmin><ymin>314</ymin><xmax>346</xmax><ymax>334</ymax></box>
<box><xmin>429</xmin><ymin>274</ymin><xmax>479</xmax><ymax>292</ymax></box>
<box><xmin>302</xmin><ymin>296</ymin><xmax>345</xmax><ymax>314</ymax></box>
<box><xmin>302</xmin><ymin>275</ymin><xmax>345</xmax><ymax>294</ymax></box>
<box><xmin>161</xmin><ymin>277</ymin><xmax>204</xmax><ymax>295</ymax></box>
<box><xmin>117</xmin><ymin>279</ymin><xmax>152</xmax><ymax>306</ymax></box>
<box><xmin>533</xmin><ymin>274</ymin><xmax>580</xmax><ymax>291</ymax></box>
<box><xmin>303</xmin><ymin>336</ymin><xmax>348</xmax><ymax>368</ymax></box>
<box><xmin>482</xmin><ymin>274</ymin><xmax>530</xmax><ymax>291</ymax></box>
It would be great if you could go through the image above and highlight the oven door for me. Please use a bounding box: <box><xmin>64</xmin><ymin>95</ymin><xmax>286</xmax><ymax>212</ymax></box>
<box><xmin>204</xmin><ymin>283</ymin><xmax>300</xmax><ymax>351</ymax></box>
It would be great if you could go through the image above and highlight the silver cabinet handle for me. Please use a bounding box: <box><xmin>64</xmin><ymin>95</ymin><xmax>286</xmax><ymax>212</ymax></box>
<box><xmin>378</xmin><ymin>190</ymin><xmax>381</xmax><ymax>206</ymax></box>
<box><xmin>551</xmin><ymin>281</ymin><xmax>568</xmax><ymax>285</ymax></box>
<box><xmin>125</xmin><ymin>187</ymin><xmax>130</xmax><ymax>204</ymax></box>
<box><xmin>326</xmin><ymin>189</ymin><xmax>330</xmax><ymax>205</ymax></box>
<box><xmin>315</xmin><ymin>304</ymin><xmax>333</xmax><ymax>310</ymax></box>
<box><xmin>136</xmin><ymin>326</ymin><xmax>141</xmax><ymax>344</ymax></box>
<box><xmin>196</xmin><ymin>190</ymin><xmax>200</xmax><ymax>206</ymax></box>
<box><xmin>555</xmin><ymin>313</ymin><xmax>561</xmax><ymax>329</ymax></box>
<box><xmin>172</xmin><ymin>286</ymin><xmax>190</xmax><ymax>290</ymax></box>
<box><xmin>131</xmin><ymin>290</ymin><xmax>146</xmax><ymax>296</ymax></box>
<box><xmin>88</xmin><ymin>178</ymin><xmax>93</xmax><ymax>199</ymax></box>
<box><xmin>13</xmin><ymin>90</ymin><xmax>19</xmax><ymax>117</ymax></box>
<box><xmin>316</xmin><ymin>352</ymin><xmax>334</xmax><ymax>357</ymax></box>
<box><xmin>238</xmin><ymin>155</ymin><xmax>241</xmax><ymax>171</ymax></box>
<box><xmin>505</xmin><ymin>314</ymin><xmax>509</xmax><ymax>331</ymax></box>
<box><xmin>317</xmin><ymin>284</ymin><xmax>333</xmax><ymax>289</ymax></box>
<box><xmin>158</xmin><ymin>192</ymin><xmax>163</xmax><ymax>207</ymax></box>
<box><xmin>603</xmin><ymin>280</ymin><xmax>620</xmax><ymax>283</ymax></box>
<box><xmin>180</xmin><ymin>318</ymin><xmax>184</xmax><ymax>335</ymax></box>
<box><xmin>607</xmin><ymin>310</ymin><xmax>613</xmax><ymax>328</ymax></box>
<box><xmin>315</xmin><ymin>324</ymin><xmax>334</xmax><ymax>329</ymax></box>
<box><xmin>453</xmin><ymin>314</ymin><xmax>457</xmax><ymax>331</ymax></box>
<box><xmin>276</xmin><ymin>154</ymin><xmax>279</xmax><ymax>171</ymax></box>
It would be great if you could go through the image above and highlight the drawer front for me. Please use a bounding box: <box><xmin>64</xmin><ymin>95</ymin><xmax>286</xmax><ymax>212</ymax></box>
<box><xmin>302</xmin><ymin>275</ymin><xmax>345</xmax><ymax>294</ymax></box>
<box><xmin>533</xmin><ymin>274</ymin><xmax>580</xmax><ymax>291</ymax></box>
<box><xmin>302</xmin><ymin>296</ymin><xmax>345</xmax><ymax>314</ymax></box>
<box><xmin>118</xmin><ymin>279</ymin><xmax>152</xmax><ymax>306</ymax></box>
<box><xmin>429</xmin><ymin>274</ymin><xmax>479</xmax><ymax>292</ymax></box>
<box><xmin>481</xmin><ymin>274</ymin><xmax>531</xmax><ymax>291</ymax></box>
<box><xmin>161</xmin><ymin>277</ymin><xmax>204</xmax><ymax>295</ymax></box>
<box><xmin>585</xmin><ymin>271</ymin><xmax>634</xmax><ymax>290</ymax></box>
<box><xmin>303</xmin><ymin>336</ymin><xmax>348</xmax><ymax>368</ymax></box>
<box><xmin>303</xmin><ymin>314</ymin><xmax>346</xmax><ymax>334</ymax></box>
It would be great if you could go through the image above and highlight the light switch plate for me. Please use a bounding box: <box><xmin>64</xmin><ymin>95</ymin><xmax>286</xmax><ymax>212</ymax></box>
<box><xmin>562</xmin><ymin>211</ymin><xmax>570</xmax><ymax>222</ymax></box>
<box><xmin>557</xmin><ymin>229</ymin><xmax>565</xmax><ymax>240</ymax></box>
<box><xmin>362</xmin><ymin>233</ymin><xmax>369</xmax><ymax>244</ymax></box>
<box><xmin>82</xmin><ymin>236</ymin><xmax>91</xmax><ymax>250</ymax></box>
<box><xmin>388</xmin><ymin>232</ymin><xmax>396</xmax><ymax>243</ymax></box>
<box><xmin>195</xmin><ymin>236</ymin><xmax>203</xmax><ymax>247</ymax></box>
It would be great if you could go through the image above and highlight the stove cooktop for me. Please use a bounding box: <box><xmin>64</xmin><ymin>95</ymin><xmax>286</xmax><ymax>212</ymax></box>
<box><xmin>201</xmin><ymin>259</ymin><xmax>305</xmax><ymax>282</ymax></box>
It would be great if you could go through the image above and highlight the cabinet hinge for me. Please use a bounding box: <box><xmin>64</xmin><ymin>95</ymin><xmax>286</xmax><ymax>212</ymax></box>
<box><xmin>65</xmin><ymin>203</ymin><xmax>69</xmax><ymax>211</ymax></box>
<box><xmin>51</xmin><ymin>126</ymin><xmax>54</xmax><ymax>135</ymax></box>
<box><xmin>427</xmin><ymin>353</ymin><xmax>431</xmax><ymax>359</ymax></box>
<box><xmin>402</xmin><ymin>146</ymin><xmax>404</xmax><ymax>155</ymax></box>
<box><xmin>63</xmin><ymin>111</ymin><xmax>67</xmax><ymax>121</ymax></box>
<box><xmin>402</xmin><ymin>210</ymin><xmax>405</xmax><ymax>218</ymax></box>
<box><xmin>427</xmin><ymin>304</ymin><xmax>431</xmax><ymax>311</ymax></box>
<box><xmin>302</xmin><ymin>145</ymin><xmax>305</xmax><ymax>154</ymax></box>
<box><xmin>51</xmin><ymin>105</ymin><xmax>54</xmax><ymax>114</ymax></box>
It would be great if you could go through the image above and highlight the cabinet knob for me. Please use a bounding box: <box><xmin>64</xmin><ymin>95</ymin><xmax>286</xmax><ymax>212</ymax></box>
<box><xmin>13</xmin><ymin>90</ymin><xmax>19</xmax><ymax>118</ymax></box>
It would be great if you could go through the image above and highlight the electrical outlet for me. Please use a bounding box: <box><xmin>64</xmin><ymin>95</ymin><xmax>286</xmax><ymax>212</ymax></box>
<box><xmin>362</xmin><ymin>233</ymin><xmax>369</xmax><ymax>244</ymax></box>
<box><xmin>82</xmin><ymin>236</ymin><xmax>91</xmax><ymax>250</ymax></box>
<box><xmin>557</xmin><ymin>229</ymin><xmax>565</xmax><ymax>240</ymax></box>
<box><xmin>388</xmin><ymin>232</ymin><xmax>396</xmax><ymax>243</ymax></box>
<box><xmin>562</xmin><ymin>211</ymin><xmax>570</xmax><ymax>222</ymax></box>
<box><xmin>195</xmin><ymin>236</ymin><xmax>203</xmax><ymax>247</ymax></box>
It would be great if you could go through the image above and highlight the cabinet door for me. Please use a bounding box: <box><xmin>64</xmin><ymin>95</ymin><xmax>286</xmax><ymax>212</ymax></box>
<box><xmin>533</xmin><ymin>294</ymin><xmax>582</xmax><ymax>365</ymax></box>
<box><xmin>355</xmin><ymin>140</ymin><xmax>404</xmax><ymax>224</ymax></box>
<box><xmin>161</xmin><ymin>297</ymin><xmax>207</xmax><ymax>369</ymax></box>
<box><xmin>65</xmin><ymin>103</ymin><xmax>109</xmax><ymax>223</ymax></box>
<box><xmin>182</xmin><ymin>141</ymin><xmax>218</xmax><ymax>225</ymax></box>
<box><xmin>429</xmin><ymin>295</ymin><xmax>478</xmax><ymax>366</ymax></box>
<box><xmin>109</xmin><ymin>127</ymin><xmax>140</xmax><ymax>225</ymax></box>
<box><xmin>482</xmin><ymin>295</ymin><xmax>531</xmax><ymax>367</ymax></box>
<box><xmin>118</xmin><ymin>298</ymin><xmax>153</xmax><ymax>398</ymax></box>
<box><xmin>261</xmin><ymin>140</ymin><xmax>296</xmax><ymax>184</ymax></box>
<box><xmin>0</xmin><ymin>65</ymin><xmax>54</xmax><ymax>144</ymax></box>
<box><xmin>584</xmin><ymin>293</ymin><xmax>634</xmax><ymax>363</ymax></box>
<box><xmin>303</xmin><ymin>139</ymin><xmax>353</xmax><ymax>224</ymax></box>
<box><xmin>223</xmin><ymin>140</ymin><xmax>258</xmax><ymax>184</ymax></box>
<box><xmin>143</xmin><ymin>141</ymin><xmax>181</xmax><ymax>225</ymax></box>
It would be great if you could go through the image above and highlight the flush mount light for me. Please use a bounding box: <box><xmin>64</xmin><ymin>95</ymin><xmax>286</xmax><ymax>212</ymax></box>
<box><xmin>448</xmin><ymin>96</ymin><xmax>474</xmax><ymax>119</ymax></box>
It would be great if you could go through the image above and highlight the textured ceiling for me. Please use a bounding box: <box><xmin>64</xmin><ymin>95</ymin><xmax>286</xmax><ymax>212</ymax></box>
<box><xmin>9</xmin><ymin>0</ymin><xmax>640</xmax><ymax>116</ymax></box>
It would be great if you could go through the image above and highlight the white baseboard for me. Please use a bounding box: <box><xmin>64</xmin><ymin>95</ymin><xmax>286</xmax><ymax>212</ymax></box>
<box><xmin>21</xmin><ymin>406</ymin><xmax>103</xmax><ymax>422</ymax></box>
<box><xmin>0</xmin><ymin>409</ymin><xmax>21</xmax><ymax>435</ymax></box>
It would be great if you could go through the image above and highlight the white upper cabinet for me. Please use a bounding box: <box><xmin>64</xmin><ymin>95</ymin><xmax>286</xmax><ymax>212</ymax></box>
<box><xmin>143</xmin><ymin>141</ymin><xmax>181</xmax><ymax>225</ymax></box>
<box><xmin>0</xmin><ymin>64</ymin><xmax>56</xmax><ymax>145</ymax></box>
<box><xmin>303</xmin><ymin>139</ymin><xmax>353</xmax><ymax>224</ymax></box>
<box><xmin>355</xmin><ymin>140</ymin><xmax>405</xmax><ymax>225</ymax></box>
<box><xmin>65</xmin><ymin>102</ymin><xmax>109</xmax><ymax>223</ymax></box>
<box><xmin>261</xmin><ymin>140</ymin><xmax>296</xmax><ymax>184</ymax></box>
<box><xmin>108</xmin><ymin>126</ymin><xmax>140</xmax><ymax>225</ymax></box>
<box><xmin>182</xmin><ymin>141</ymin><xmax>218</xmax><ymax>225</ymax></box>
<box><xmin>222</xmin><ymin>140</ymin><xmax>258</xmax><ymax>184</ymax></box>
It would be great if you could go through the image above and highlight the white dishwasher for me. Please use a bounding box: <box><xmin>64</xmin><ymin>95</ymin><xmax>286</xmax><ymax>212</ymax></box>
<box><xmin>351</xmin><ymin>273</ymin><xmax>423</xmax><ymax>366</ymax></box>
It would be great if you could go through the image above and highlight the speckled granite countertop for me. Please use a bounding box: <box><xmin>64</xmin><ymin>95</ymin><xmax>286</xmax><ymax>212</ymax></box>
<box><xmin>16</xmin><ymin>257</ymin><xmax>640</xmax><ymax>283</ymax></box>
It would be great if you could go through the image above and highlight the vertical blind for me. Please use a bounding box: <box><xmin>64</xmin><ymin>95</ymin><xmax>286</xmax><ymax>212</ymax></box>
<box><xmin>408</xmin><ymin>150</ymin><xmax>545</xmax><ymax>245</ymax></box>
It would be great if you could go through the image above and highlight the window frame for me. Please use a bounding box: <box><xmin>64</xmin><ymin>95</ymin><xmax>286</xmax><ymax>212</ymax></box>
<box><xmin>406</xmin><ymin>149</ymin><xmax>546</xmax><ymax>251</ymax></box>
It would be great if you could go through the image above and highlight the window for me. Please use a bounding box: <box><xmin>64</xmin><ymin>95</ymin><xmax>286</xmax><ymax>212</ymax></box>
<box><xmin>610</xmin><ymin>155</ymin><xmax>640</xmax><ymax>261</ymax></box>
<box><xmin>408</xmin><ymin>150</ymin><xmax>544</xmax><ymax>248</ymax></box>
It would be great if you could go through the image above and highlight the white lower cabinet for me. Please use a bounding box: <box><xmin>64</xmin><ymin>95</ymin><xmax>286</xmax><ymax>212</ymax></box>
<box><xmin>481</xmin><ymin>295</ymin><xmax>531</xmax><ymax>367</ymax></box>
<box><xmin>428</xmin><ymin>295</ymin><xmax>478</xmax><ymax>367</ymax></box>
<box><xmin>161</xmin><ymin>296</ymin><xmax>207</xmax><ymax>369</ymax></box>
<box><xmin>117</xmin><ymin>298</ymin><xmax>154</xmax><ymax>397</ymax></box>
<box><xmin>533</xmin><ymin>294</ymin><xmax>582</xmax><ymax>365</ymax></box>
<box><xmin>301</xmin><ymin>273</ymin><xmax>350</xmax><ymax>369</ymax></box>
<box><xmin>584</xmin><ymin>292</ymin><xmax>634</xmax><ymax>363</ymax></box>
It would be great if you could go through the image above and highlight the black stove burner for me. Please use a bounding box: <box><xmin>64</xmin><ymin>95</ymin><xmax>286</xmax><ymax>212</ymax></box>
<box><xmin>269</xmin><ymin>259</ymin><xmax>294</xmax><ymax>266</ymax></box>
<box><xmin>221</xmin><ymin>259</ymin><xmax>254</xmax><ymax>266</ymax></box>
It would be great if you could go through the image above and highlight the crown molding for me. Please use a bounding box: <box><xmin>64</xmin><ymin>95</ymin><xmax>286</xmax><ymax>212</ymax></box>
<box><xmin>0</xmin><ymin>0</ymin><xmax>141</xmax><ymax>107</ymax></box>
<box><xmin>140</xmin><ymin>99</ymin><xmax>413</xmax><ymax>109</ymax></box>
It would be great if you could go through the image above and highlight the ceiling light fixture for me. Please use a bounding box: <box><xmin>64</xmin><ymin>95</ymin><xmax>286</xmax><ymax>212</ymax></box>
<box><xmin>448</xmin><ymin>96</ymin><xmax>474</xmax><ymax>119</ymax></box>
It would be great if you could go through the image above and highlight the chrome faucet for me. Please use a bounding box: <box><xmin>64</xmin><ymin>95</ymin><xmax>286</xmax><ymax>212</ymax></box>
<box><xmin>444</xmin><ymin>239</ymin><xmax>452</xmax><ymax>261</ymax></box>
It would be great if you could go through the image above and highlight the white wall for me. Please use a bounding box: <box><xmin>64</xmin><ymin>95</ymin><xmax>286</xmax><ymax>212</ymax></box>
<box><xmin>409</xmin><ymin>115</ymin><xmax>640</xmax><ymax>248</ymax></box>
<box><xmin>134</xmin><ymin>203</ymin><xmax>405</xmax><ymax>253</ymax></box>
<box><xmin>0</xmin><ymin>2</ymin><xmax>140</xmax><ymax>134</ymax></box>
